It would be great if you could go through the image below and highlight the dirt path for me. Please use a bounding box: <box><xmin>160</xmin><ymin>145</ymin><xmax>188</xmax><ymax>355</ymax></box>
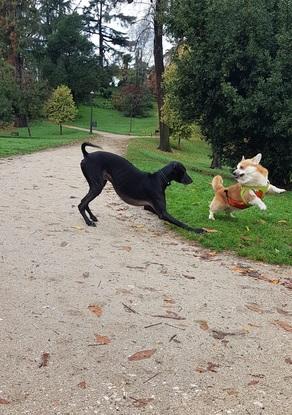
<box><xmin>0</xmin><ymin>133</ymin><xmax>291</xmax><ymax>415</ymax></box>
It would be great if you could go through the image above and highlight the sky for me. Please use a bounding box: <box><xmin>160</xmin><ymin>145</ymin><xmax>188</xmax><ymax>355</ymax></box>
<box><xmin>74</xmin><ymin>0</ymin><xmax>172</xmax><ymax>64</ymax></box>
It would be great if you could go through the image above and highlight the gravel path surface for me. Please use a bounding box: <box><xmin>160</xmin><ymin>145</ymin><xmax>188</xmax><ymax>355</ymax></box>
<box><xmin>0</xmin><ymin>132</ymin><xmax>291</xmax><ymax>415</ymax></box>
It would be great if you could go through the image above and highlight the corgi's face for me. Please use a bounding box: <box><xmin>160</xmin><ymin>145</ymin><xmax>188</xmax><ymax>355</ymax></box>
<box><xmin>233</xmin><ymin>154</ymin><xmax>268</xmax><ymax>185</ymax></box>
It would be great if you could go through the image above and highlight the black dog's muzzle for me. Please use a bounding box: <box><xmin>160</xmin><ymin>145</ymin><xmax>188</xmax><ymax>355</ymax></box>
<box><xmin>181</xmin><ymin>173</ymin><xmax>193</xmax><ymax>184</ymax></box>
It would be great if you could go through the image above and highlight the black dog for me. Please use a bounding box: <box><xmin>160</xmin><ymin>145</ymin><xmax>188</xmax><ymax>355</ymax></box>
<box><xmin>78</xmin><ymin>142</ymin><xmax>204</xmax><ymax>233</ymax></box>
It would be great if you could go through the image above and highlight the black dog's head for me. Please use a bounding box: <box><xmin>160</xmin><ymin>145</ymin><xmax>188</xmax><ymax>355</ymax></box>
<box><xmin>165</xmin><ymin>161</ymin><xmax>193</xmax><ymax>185</ymax></box>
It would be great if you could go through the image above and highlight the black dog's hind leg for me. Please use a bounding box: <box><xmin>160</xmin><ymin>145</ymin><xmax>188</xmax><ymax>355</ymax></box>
<box><xmin>78</xmin><ymin>182</ymin><xmax>105</xmax><ymax>227</ymax></box>
<box><xmin>144</xmin><ymin>205</ymin><xmax>157</xmax><ymax>214</ymax></box>
<box><xmin>85</xmin><ymin>205</ymin><xmax>98</xmax><ymax>222</ymax></box>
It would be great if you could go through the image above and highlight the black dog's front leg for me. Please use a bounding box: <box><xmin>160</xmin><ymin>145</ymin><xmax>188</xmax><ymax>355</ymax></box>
<box><xmin>161</xmin><ymin>211</ymin><xmax>205</xmax><ymax>233</ymax></box>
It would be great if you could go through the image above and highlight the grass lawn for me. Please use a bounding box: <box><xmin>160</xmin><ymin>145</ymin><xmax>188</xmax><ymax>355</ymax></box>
<box><xmin>127</xmin><ymin>134</ymin><xmax>292</xmax><ymax>266</ymax></box>
<box><xmin>71</xmin><ymin>97</ymin><xmax>158</xmax><ymax>136</ymax></box>
<box><xmin>0</xmin><ymin>121</ymin><xmax>91</xmax><ymax>157</ymax></box>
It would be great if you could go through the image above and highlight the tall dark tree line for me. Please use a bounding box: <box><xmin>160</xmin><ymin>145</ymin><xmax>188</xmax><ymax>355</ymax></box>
<box><xmin>165</xmin><ymin>0</ymin><xmax>292</xmax><ymax>185</ymax></box>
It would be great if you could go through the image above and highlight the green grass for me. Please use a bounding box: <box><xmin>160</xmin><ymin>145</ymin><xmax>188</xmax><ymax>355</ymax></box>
<box><xmin>127</xmin><ymin>134</ymin><xmax>292</xmax><ymax>265</ymax></box>
<box><xmin>0</xmin><ymin>121</ymin><xmax>91</xmax><ymax>157</ymax></box>
<box><xmin>71</xmin><ymin>97</ymin><xmax>158</xmax><ymax>136</ymax></box>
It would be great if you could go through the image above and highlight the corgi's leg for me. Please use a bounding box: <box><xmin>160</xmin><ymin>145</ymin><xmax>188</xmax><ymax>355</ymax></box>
<box><xmin>209</xmin><ymin>211</ymin><xmax>215</xmax><ymax>220</ymax></box>
<box><xmin>249</xmin><ymin>196</ymin><xmax>267</xmax><ymax>210</ymax></box>
<box><xmin>267</xmin><ymin>184</ymin><xmax>286</xmax><ymax>194</ymax></box>
<box><xmin>209</xmin><ymin>197</ymin><xmax>224</xmax><ymax>220</ymax></box>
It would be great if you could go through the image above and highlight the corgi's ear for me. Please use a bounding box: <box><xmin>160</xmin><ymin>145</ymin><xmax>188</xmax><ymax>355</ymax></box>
<box><xmin>252</xmin><ymin>153</ymin><xmax>262</xmax><ymax>164</ymax></box>
<box><xmin>241</xmin><ymin>156</ymin><xmax>245</xmax><ymax>161</ymax></box>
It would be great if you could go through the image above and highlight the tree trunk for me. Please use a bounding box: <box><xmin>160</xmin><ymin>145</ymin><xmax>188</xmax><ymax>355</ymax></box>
<box><xmin>14</xmin><ymin>114</ymin><xmax>27</xmax><ymax>128</ymax></box>
<box><xmin>210</xmin><ymin>147</ymin><xmax>222</xmax><ymax>169</ymax></box>
<box><xmin>154</xmin><ymin>0</ymin><xmax>171</xmax><ymax>152</ymax></box>
<box><xmin>99</xmin><ymin>1</ymin><xmax>104</xmax><ymax>68</ymax></box>
<box><xmin>59</xmin><ymin>124</ymin><xmax>63</xmax><ymax>135</ymax></box>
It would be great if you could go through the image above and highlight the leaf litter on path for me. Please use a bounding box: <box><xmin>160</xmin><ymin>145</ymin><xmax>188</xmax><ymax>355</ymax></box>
<box><xmin>88</xmin><ymin>304</ymin><xmax>103</xmax><ymax>317</ymax></box>
<box><xmin>231</xmin><ymin>264</ymin><xmax>292</xmax><ymax>289</ymax></box>
<box><xmin>272</xmin><ymin>320</ymin><xmax>292</xmax><ymax>333</ymax></box>
<box><xmin>130</xmin><ymin>397</ymin><xmax>154</xmax><ymax>408</ymax></box>
<box><xmin>95</xmin><ymin>334</ymin><xmax>111</xmax><ymax>345</ymax></box>
<box><xmin>128</xmin><ymin>349</ymin><xmax>156</xmax><ymax>361</ymax></box>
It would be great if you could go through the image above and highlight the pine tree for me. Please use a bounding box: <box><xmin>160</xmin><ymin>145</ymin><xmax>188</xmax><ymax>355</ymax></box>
<box><xmin>83</xmin><ymin>0</ymin><xmax>135</xmax><ymax>68</ymax></box>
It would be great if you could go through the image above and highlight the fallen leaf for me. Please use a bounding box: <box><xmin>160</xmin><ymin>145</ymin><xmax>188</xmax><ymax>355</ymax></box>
<box><xmin>78</xmin><ymin>381</ymin><xmax>87</xmax><ymax>389</ymax></box>
<box><xmin>88</xmin><ymin>304</ymin><xmax>103</xmax><ymax>317</ymax></box>
<box><xmin>0</xmin><ymin>398</ymin><xmax>10</xmax><ymax>404</ymax></box>
<box><xmin>39</xmin><ymin>352</ymin><xmax>50</xmax><ymax>368</ymax></box>
<box><xmin>276</xmin><ymin>307</ymin><xmax>291</xmax><ymax>316</ymax></box>
<box><xmin>195</xmin><ymin>362</ymin><xmax>219</xmax><ymax>373</ymax></box>
<box><xmin>207</xmin><ymin>362</ymin><xmax>220</xmax><ymax>372</ymax></box>
<box><xmin>130</xmin><ymin>397</ymin><xmax>154</xmax><ymax>408</ymax></box>
<box><xmin>95</xmin><ymin>334</ymin><xmax>111</xmax><ymax>345</ymax></box>
<box><xmin>273</xmin><ymin>320</ymin><xmax>292</xmax><ymax>333</ymax></box>
<box><xmin>198</xmin><ymin>251</ymin><xmax>218</xmax><ymax>261</ymax></box>
<box><xmin>282</xmin><ymin>280</ymin><xmax>292</xmax><ymax>290</ymax></box>
<box><xmin>232</xmin><ymin>265</ymin><xmax>281</xmax><ymax>285</ymax></box>
<box><xmin>120</xmin><ymin>246</ymin><xmax>132</xmax><ymax>252</ymax></box>
<box><xmin>211</xmin><ymin>330</ymin><xmax>228</xmax><ymax>340</ymax></box>
<box><xmin>245</xmin><ymin>303</ymin><xmax>265</xmax><ymax>314</ymax></box>
<box><xmin>163</xmin><ymin>296</ymin><xmax>176</xmax><ymax>304</ymax></box>
<box><xmin>224</xmin><ymin>388</ymin><xmax>239</xmax><ymax>396</ymax></box>
<box><xmin>211</xmin><ymin>329</ymin><xmax>247</xmax><ymax>340</ymax></box>
<box><xmin>128</xmin><ymin>349</ymin><xmax>156</xmax><ymax>361</ymax></box>
<box><xmin>196</xmin><ymin>320</ymin><xmax>209</xmax><ymax>331</ymax></box>
<box><xmin>284</xmin><ymin>357</ymin><xmax>292</xmax><ymax>364</ymax></box>
<box><xmin>248</xmin><ymin>379</ymin><xmax>260</xmax><ymax>386</ymax></box>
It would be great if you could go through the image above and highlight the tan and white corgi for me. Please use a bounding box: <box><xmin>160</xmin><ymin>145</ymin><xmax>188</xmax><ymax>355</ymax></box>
<box><xmin>209</xmin><ymin>153</ymin><xmax>286</xmax><ymax>220</ymax></box>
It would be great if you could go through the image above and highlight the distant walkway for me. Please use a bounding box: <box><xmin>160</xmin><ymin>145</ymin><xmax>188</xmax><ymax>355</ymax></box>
<box><xmin>63</xmin><ymin>124</ymin><xmax>134</xmax><ymax>140</ymax></box>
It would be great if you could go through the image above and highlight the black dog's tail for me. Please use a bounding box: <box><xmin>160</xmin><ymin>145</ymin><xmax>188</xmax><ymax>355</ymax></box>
<box><xmin>81</xmin><ymin>142</ymin><xmax>102</xmax><ymax>157</ymax></box>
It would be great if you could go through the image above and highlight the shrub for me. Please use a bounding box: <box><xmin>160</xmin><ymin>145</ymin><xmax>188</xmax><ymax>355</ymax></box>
<box><xmin>45</xmin><ymin>85</ymin><xmax>77</xmax><ymax>134</ymax></box>
<box><xmin>112</xmin><ymin>84</ymin><xmax>153</xmax><ymax>117</ymax></box>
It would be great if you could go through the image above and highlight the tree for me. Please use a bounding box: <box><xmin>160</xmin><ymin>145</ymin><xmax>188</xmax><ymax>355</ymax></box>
<box><xmin>0</xmin><ymin>0</ymin><xmax>39</xmax><ymax>127</ymax></box>
<box><xmin>0</xmin><ymin>60</ymin><xmax>17</xmax><ymax>127</ymax></box>
<box><xmin>38</xmin><ymin>13</ymin><xmax>103</xmax><ymax>102</ymax></box>
<box><xmin>162</xmin><ymin>59</ymin><xmax>193</xmax><ymax>148</ymax></box>
<box><xmin>153</xmin><ymin>0</ymin><xmax>171</xmax><ymax>151</ymax></box>
<box><xmin>112</xmin><ymin>84</ymin><xmax>153</xmax><ymax>117</ymax></box>
<box><xmin>83</xmin><ymin>0</ymin><xmax>135</xmax><ymax>68</ymax></box>
<box><xmin>165</xmin><ymin>0</ymin><xmax>292</xmax><ymax>185</ymax></box>
<box><xmin>45</xmin><ymin>85</ymin><xmax>77</xmax><ymax>134</ymax></box>
<box><xmin>127</xmin><ymin>0</ymin><xmax>171</xmax><ymax>151</ymax></box>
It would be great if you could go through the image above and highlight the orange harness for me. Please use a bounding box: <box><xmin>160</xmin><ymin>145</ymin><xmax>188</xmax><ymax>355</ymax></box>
<box><xmin>224</xmin><ymin>189</ymin><xmax>265</xmax><ymax>210</ymax></box>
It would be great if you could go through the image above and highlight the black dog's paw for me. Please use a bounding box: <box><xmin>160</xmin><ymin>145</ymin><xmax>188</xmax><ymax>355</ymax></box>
<box><xmin>90</xmin><ymin>215</ymin><xmax>98</xmax><ymax>222</ymax></box>
<box><xmin>194</xmin><ymin>228</ymin><xmax>207</xmax><ymax>234</ymax></box>
<box><xmin>87</xmin><ymin>221</ymin><xmax>97</xmax><ymax>227</ymax></box>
